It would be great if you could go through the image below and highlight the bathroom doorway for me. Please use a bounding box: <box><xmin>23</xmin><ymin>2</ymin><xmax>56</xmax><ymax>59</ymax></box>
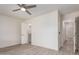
<box><xmin>27</xmin><ymin>24</ymin><xmax>32</xmax><ymax>44</ymax></box>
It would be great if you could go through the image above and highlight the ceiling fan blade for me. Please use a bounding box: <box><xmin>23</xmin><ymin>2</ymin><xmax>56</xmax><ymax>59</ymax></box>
<box><xmin>25</xmin><ymin>10</ymin><xmax>32</xmax><ymax>15</ymax></box>
<box><xmin>22</xmin><ymin>4</ymin><xmax>26</xmax><ymax>6</ymax></box>
<box><xmin>24</xmin><ymin>5</ymin><xmax>36</xmax><ymax>9</ymax></box>
<box><xmin>12</xmin><ymin>8</ymin><xmax>20</xmax><ymax>12</ymax></box>
<box><xmin>17</xmin><ymin>4</ymin><xmax>22</xmax><ymax>7</ymax></box>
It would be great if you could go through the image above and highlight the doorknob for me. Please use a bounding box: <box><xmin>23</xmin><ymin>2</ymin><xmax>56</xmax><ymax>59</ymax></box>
<box><xmin>59</xmin><ymin>32</ymin><xmax>60</xmax><ymax>34</ymax></box>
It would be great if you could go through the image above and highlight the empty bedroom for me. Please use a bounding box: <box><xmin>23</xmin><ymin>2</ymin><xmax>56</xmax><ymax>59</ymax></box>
<box><xmin>0</xmin><ymin>4</ymin><xmax>79</xmax><ymax>55</ymax></box>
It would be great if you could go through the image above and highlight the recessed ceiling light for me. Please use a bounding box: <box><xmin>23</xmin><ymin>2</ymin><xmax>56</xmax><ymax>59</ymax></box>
<box><xmin>21</xmin><ymin>8</ymin><xmax>26</xmax><ymax>11</ymax></box>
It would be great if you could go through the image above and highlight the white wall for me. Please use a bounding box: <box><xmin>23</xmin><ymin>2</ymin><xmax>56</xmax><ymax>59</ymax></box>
<box><xmin>0</xmin><ymin>14</ymin><xmax>22</xmax><ymax>48</ymax></box>
<box><xmin>23</xmin><ymin>10</ymin><xmax>59</xmax><ymax>50</ymax></box>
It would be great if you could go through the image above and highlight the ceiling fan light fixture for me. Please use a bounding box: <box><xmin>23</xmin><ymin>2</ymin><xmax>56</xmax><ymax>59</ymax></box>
<box><xmin>21</xmin><ymin>8</ymin><xmax>26</xmax><ymax>11</ymax></box>
<box><xmin>12</xmin><ymin>4</ymin><xmax>37</xmax><ymax>15</ymax></box>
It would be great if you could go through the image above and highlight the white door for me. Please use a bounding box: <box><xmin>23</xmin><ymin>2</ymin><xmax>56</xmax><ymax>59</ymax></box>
<box><xmin>21</xmin><ymin>23</ymin><xmax>28</xmax><ymax>44</ymax></box>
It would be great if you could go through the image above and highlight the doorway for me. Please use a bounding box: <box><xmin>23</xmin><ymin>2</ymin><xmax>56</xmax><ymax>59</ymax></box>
<box><xmin>27</xmin><ymin>24</ymin><xmax>32</xmax><ymax>44</ymax></box>
<box><xmin>61</xmin><ymin>20</ymin><xmax>74</xmax><ymax>53</ymax></box>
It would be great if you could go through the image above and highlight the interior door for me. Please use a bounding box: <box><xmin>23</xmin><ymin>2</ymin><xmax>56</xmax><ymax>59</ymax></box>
<box><xmin>21</xmin><ymin>23</ymin><xmax>28</xmax><ymax>44</ymax></box>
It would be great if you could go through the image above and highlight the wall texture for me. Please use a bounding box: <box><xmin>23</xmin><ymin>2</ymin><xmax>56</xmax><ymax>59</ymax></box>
<box><xmin>0</xmin><ymin>15</ymin><xmax>22</xmax><ymax>48</ymax></box>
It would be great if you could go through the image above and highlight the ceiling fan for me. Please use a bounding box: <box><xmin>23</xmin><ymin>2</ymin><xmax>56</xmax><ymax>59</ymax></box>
<box><xmin>12</xmin><ymin>4</ymin><xmax>37</xmax><ymax>15</ymax></box>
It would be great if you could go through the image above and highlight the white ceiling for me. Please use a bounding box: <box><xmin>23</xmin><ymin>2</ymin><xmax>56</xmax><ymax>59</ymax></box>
<box><xmin>0</xmin><ymin>4</ymin><xmax>79</xmax><ymax>19</ymax></box>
